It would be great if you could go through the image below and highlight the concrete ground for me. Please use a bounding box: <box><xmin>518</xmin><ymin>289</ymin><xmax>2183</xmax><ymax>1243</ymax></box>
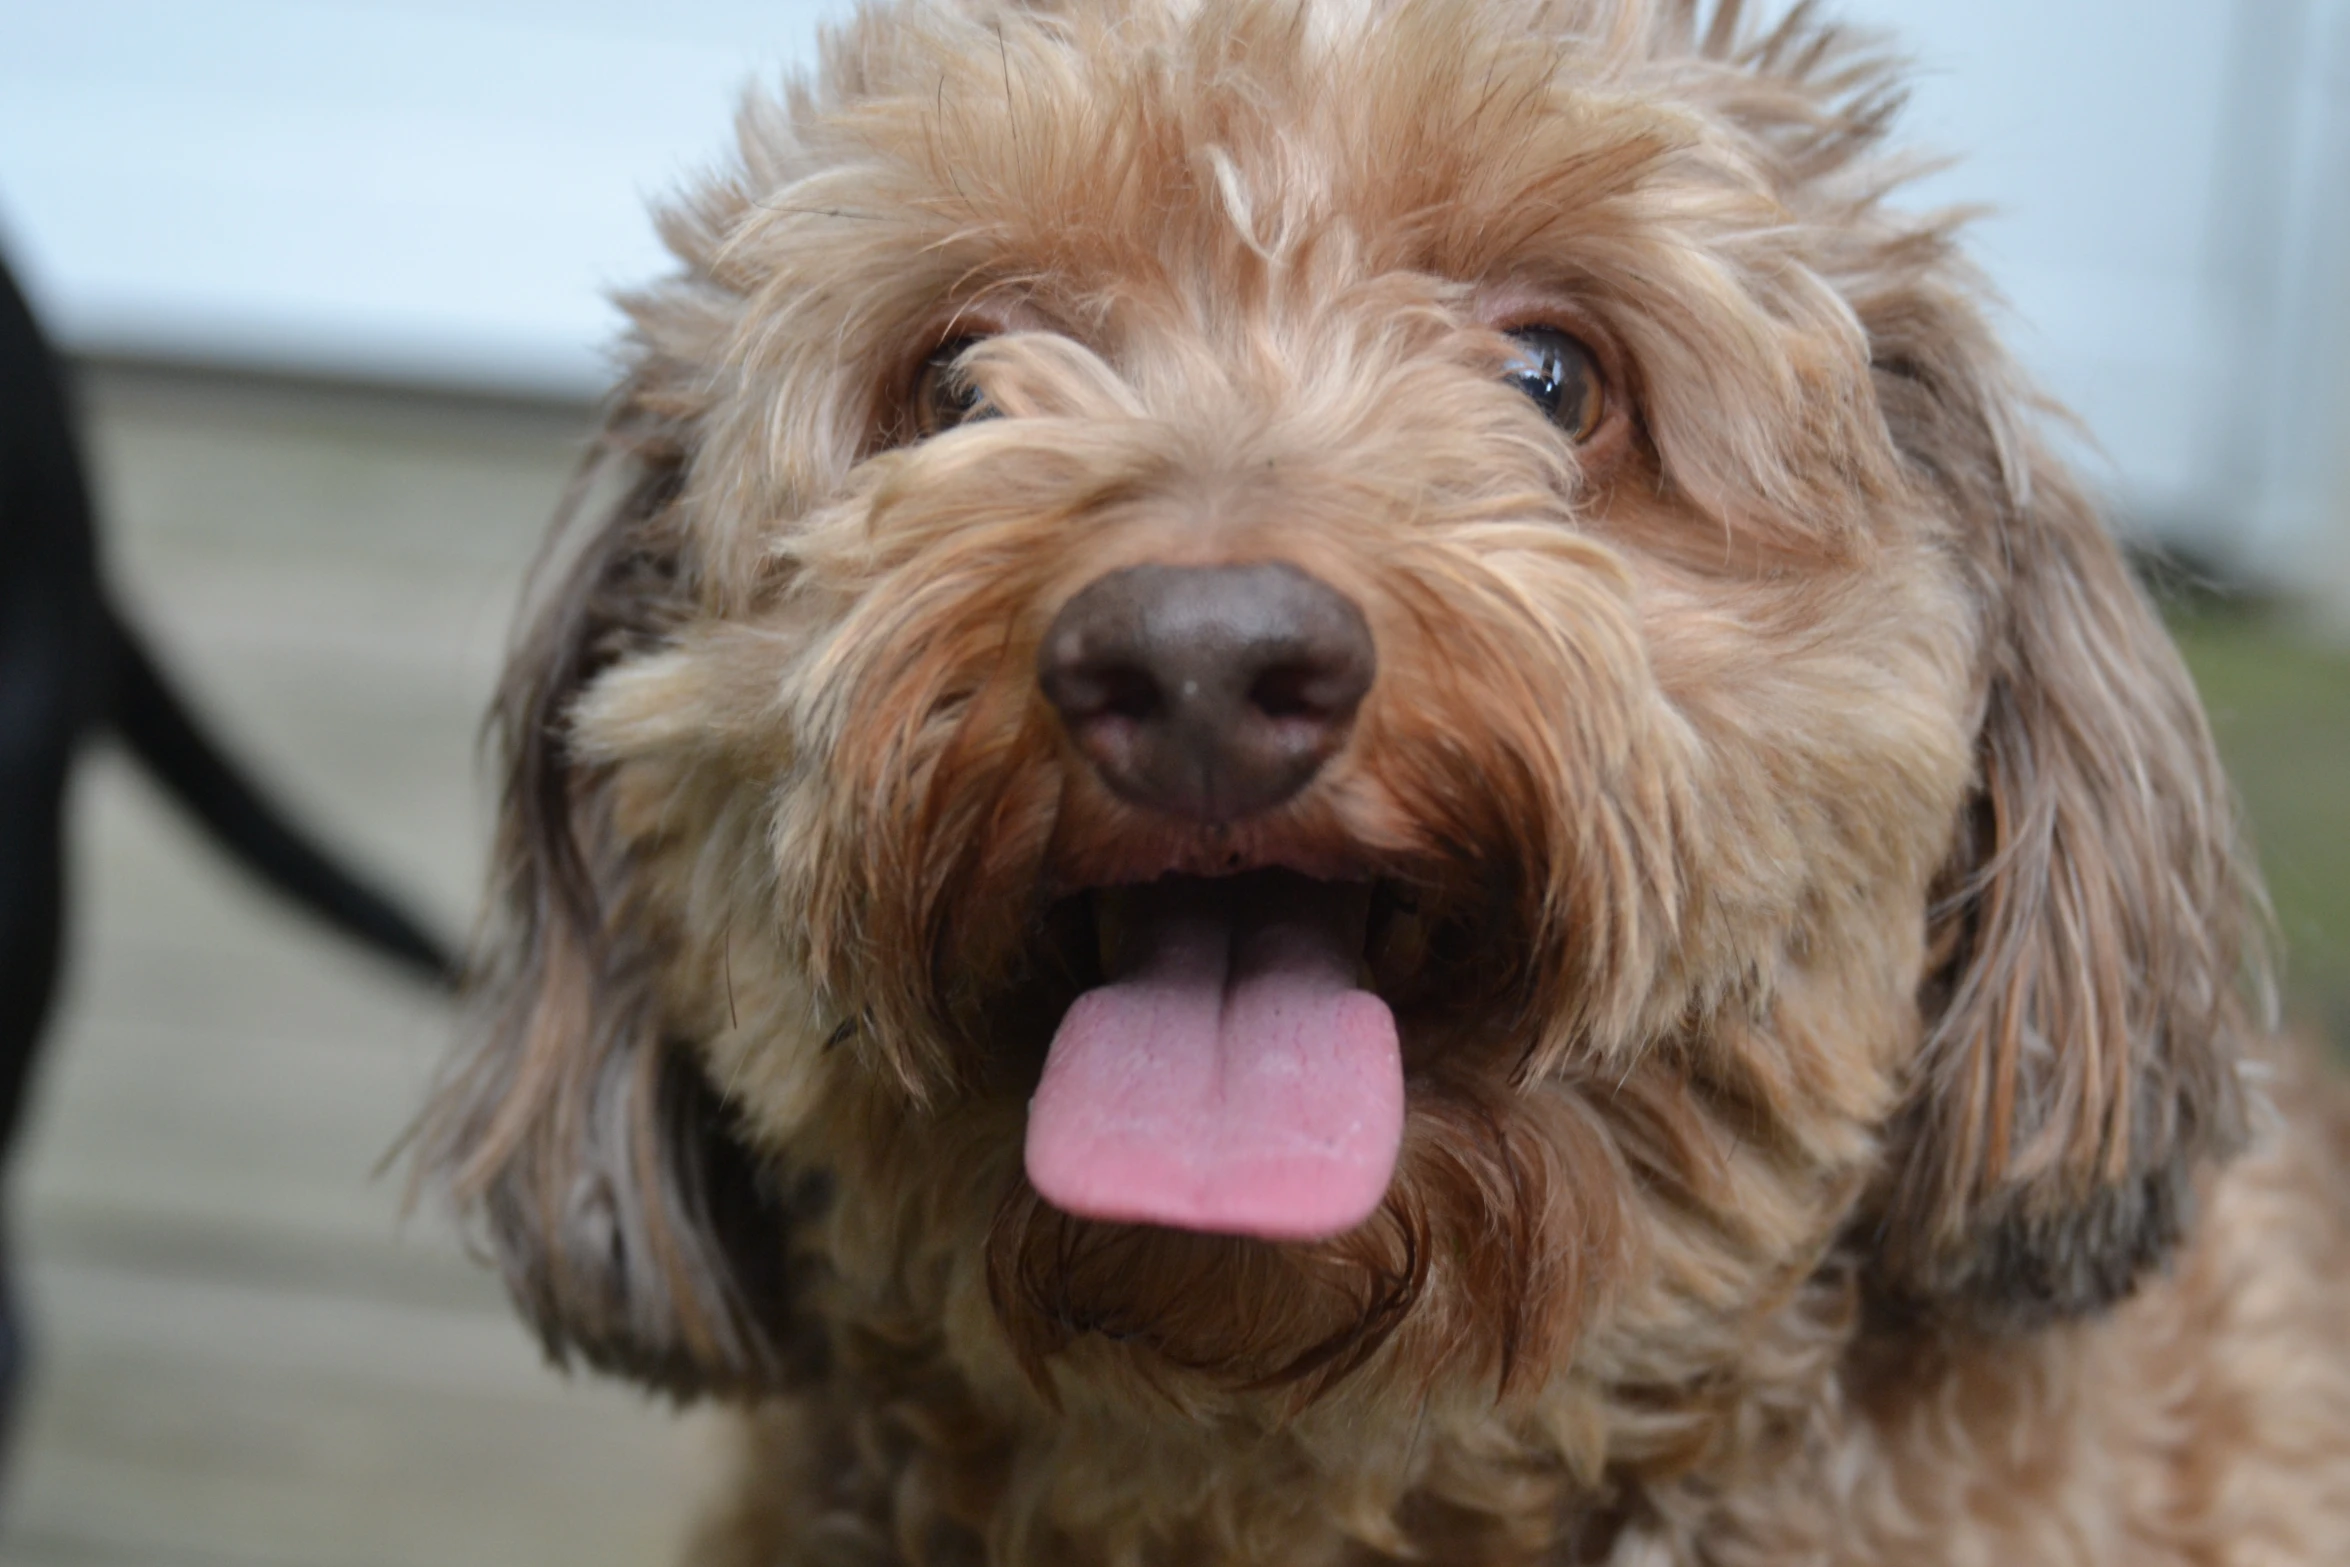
<box><xmin>0</xmin><ymin>364</ymin><xmax>724</xmax><ymax>1567</ymax></box>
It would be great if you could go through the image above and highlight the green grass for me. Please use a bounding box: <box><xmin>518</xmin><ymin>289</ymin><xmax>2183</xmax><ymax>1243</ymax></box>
<box><xmin>2169</xmin><ymin>608</ymin><xmax>2350</xmax><ymax>1037</ymax></box>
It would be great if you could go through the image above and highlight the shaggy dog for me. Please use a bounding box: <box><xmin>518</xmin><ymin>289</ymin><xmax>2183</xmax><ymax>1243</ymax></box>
<box><xmin>422</xmin><ymin>0</ymin><xmax>2350</xmax><ymax>1559</ymax></box>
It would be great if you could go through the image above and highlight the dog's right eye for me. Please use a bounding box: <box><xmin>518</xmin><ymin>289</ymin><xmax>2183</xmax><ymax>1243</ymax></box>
<box><xmin>910</xmin><ymin>336</ymin><xmax>995</xmax><ymax>438</ymax></box>
<box><xmin>1502</xmin><ymin>326</ymin><xmax>1606</xmax><ymax>443</ymax></box>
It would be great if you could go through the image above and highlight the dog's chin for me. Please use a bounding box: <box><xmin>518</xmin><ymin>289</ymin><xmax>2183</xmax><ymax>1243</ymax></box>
<box><xmin>986</xmin><ymin>1177</ymin><xmax>1434</xmax><ymax>1403</ymax></box>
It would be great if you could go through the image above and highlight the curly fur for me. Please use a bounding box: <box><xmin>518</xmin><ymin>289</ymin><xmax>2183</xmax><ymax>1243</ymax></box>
<box><xmin>419</xmin><ymin>0</ymin><xmax>2350</xmax><ymax>1560</ymax></box>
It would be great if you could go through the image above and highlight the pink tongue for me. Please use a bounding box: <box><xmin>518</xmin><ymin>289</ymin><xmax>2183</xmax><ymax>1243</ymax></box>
<box><xmin>1025</xmin><ymin>875</ymin><xmax>1402</xmax><ymax>1241</ymax></box>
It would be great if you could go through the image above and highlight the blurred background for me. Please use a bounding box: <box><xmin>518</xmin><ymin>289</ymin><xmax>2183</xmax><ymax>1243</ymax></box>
<box><xmin>0</xmin><ymin>1</ymin><xmax>2343</xmax><ymax>1564</ymax></box>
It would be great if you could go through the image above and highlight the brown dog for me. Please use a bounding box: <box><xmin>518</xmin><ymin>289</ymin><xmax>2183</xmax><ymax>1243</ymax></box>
<box><xmin>421</xmin><ymin>0</ymin><xmax>2350</xmax><ymax>1560</ymax></box>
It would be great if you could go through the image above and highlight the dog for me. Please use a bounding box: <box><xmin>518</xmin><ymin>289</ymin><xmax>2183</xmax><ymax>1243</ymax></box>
<box><xmin>419</xmin><ymin>0</ymin><xmax>2350</xmax><ymax>1560</ymax></box>
<box><xmin>0</xmin><ymin>249</ymin><xmax>458</xmax><ymax>1461</ymax></box>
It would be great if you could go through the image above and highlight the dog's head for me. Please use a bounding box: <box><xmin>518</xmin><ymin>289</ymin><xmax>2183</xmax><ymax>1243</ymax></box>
<box><xmin>425</xmin><ymin>0</ymin><xmax>2259</xmax><ymax>1436</ymax></box>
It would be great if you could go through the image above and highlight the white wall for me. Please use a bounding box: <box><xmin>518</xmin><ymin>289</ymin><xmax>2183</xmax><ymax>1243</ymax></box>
<box><xmin>0</xmin><ymin>0</ymin><xmax>849</xmax><ymax>393</ymax></box>
<box><xmin>1</xmin><ymin>0</ymin><xmax>2343</xmax><ymax>595</ymax></box>
<box><xmin>2211</xmin><ymin>0</ymin><xmax>2350</xmax><ymax>598</ymax></box>
<box><xmin>1838</xmin><ymin>0</ymin><xmax>2239</xmax><ymax>519</ymax></box>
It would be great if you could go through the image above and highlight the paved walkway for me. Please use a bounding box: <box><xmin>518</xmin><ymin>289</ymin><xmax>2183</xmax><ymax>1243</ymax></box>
<box><xmin>1</xmin><ymin>365</ymin><xmax>721</xmax><ymax>1567</ymax></box>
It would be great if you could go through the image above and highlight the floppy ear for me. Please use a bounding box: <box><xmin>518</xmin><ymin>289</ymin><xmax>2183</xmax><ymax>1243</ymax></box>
<box><xmin>1860</xmin><ymin>294</ymin><xmax>2262</xmax><ymax>1325</ymax></box>
<box><xmin>416</xmin><ymin>406</ymin><xmax>816</xmax><ymax>1399</ymax></box>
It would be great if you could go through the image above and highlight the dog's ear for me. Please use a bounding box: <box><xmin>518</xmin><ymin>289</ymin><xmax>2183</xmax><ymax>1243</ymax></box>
<box><xmin>417</xmin><ymin>404</ymin><xmax>816</xmax><ymax>1399</ymax></box>
<box><xmin>1860</xmin><ymin>296</ymin><xmax>2261</xmax><ymax>1326</ymax></box>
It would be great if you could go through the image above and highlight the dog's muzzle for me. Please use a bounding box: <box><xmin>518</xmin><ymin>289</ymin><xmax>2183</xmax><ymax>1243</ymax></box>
<box><xmin>1027</xmin><ymin>563</ymin><xmax>1400</xmax><ymax>1242</ymax></box>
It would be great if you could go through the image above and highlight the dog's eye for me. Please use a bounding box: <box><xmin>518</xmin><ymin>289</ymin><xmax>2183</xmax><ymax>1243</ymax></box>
<box><xmin>910</xmin><ymin>336</ymin><xmax>995</xmax><ymax>438</ymax></box>
<box><xmin>1502</xmin><ymin>326</ymin><xmax>1605</xmax><ymax>442</ymax></box>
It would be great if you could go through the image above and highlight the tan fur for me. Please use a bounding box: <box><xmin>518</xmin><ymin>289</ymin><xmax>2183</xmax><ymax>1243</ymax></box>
<box><xmin>418</xmin><ymin>0</ymin><xmax>2350</xmax><ymax>1560</ymax></box>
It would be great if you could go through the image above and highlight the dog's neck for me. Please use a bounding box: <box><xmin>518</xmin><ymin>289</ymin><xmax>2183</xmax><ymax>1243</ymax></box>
<box><xmin>769</xmin><ymin>1251</ymin><xmax>2112</xmax><ymax>1567</ymax></box>
<box><xmin>791</xmin><ymin>1158</ymin><xmax>2078</xmax><ymax>1567</ymax></box>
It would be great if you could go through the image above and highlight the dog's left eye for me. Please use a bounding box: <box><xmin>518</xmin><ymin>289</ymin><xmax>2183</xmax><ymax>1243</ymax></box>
<box><xmin>910</xmin><ymin>336</ymin><xmax>995</xmax><ymax>438</ymax></box>
<box><xmin>1502</xmin><ymin>326</ymin><xmax>1606</xmax><ymax>443</ymax></box>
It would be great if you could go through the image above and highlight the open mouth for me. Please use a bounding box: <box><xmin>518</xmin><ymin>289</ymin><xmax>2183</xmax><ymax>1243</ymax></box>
<box><xmin>1022</xmin><ymin>868</ymin><xmax>1407</xmax><ymax>1244</ymax></box>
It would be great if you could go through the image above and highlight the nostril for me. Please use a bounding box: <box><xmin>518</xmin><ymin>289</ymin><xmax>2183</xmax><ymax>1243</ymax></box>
<box><xmin>1043</xmin><ymin>658</ymin><xmax>1163</xmax><ymax>727</ymax></box>
<box><xmin>1095</xmin><ymin>664</ymin><xmax>1163</xmax><ymax>723</ymax></box>
<box><xmin>1247</xmin><ymin>661</ymin><xmax>1333</xmax><ymax>722</ymax></box>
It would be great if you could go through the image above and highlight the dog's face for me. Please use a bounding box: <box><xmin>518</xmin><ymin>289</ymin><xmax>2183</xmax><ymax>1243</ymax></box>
<box><xmin>430</xmin><ymin>0</ymin><xmax>2255</xmax><ymax>1457</ymax></box>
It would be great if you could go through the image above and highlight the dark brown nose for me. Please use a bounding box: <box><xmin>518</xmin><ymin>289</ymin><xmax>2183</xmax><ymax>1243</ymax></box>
<box><xmin>1038</xmin><ymin>562</ymin><xmax>1375</xmax><ymax>824</ymax></box>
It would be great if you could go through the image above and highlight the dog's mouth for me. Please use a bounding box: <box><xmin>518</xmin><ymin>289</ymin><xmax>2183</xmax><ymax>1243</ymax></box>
<box><xmin>1020</xmin><ymin>868</ymin><xmax>1408</xmax><ymax>1244</ymax></box>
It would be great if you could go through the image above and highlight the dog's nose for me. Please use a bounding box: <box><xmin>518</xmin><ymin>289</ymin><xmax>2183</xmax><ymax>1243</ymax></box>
<box><xmin>1038</xmin><ymin>562</ymin><xmax>1375</xmax><ymax>823</ymax></box>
